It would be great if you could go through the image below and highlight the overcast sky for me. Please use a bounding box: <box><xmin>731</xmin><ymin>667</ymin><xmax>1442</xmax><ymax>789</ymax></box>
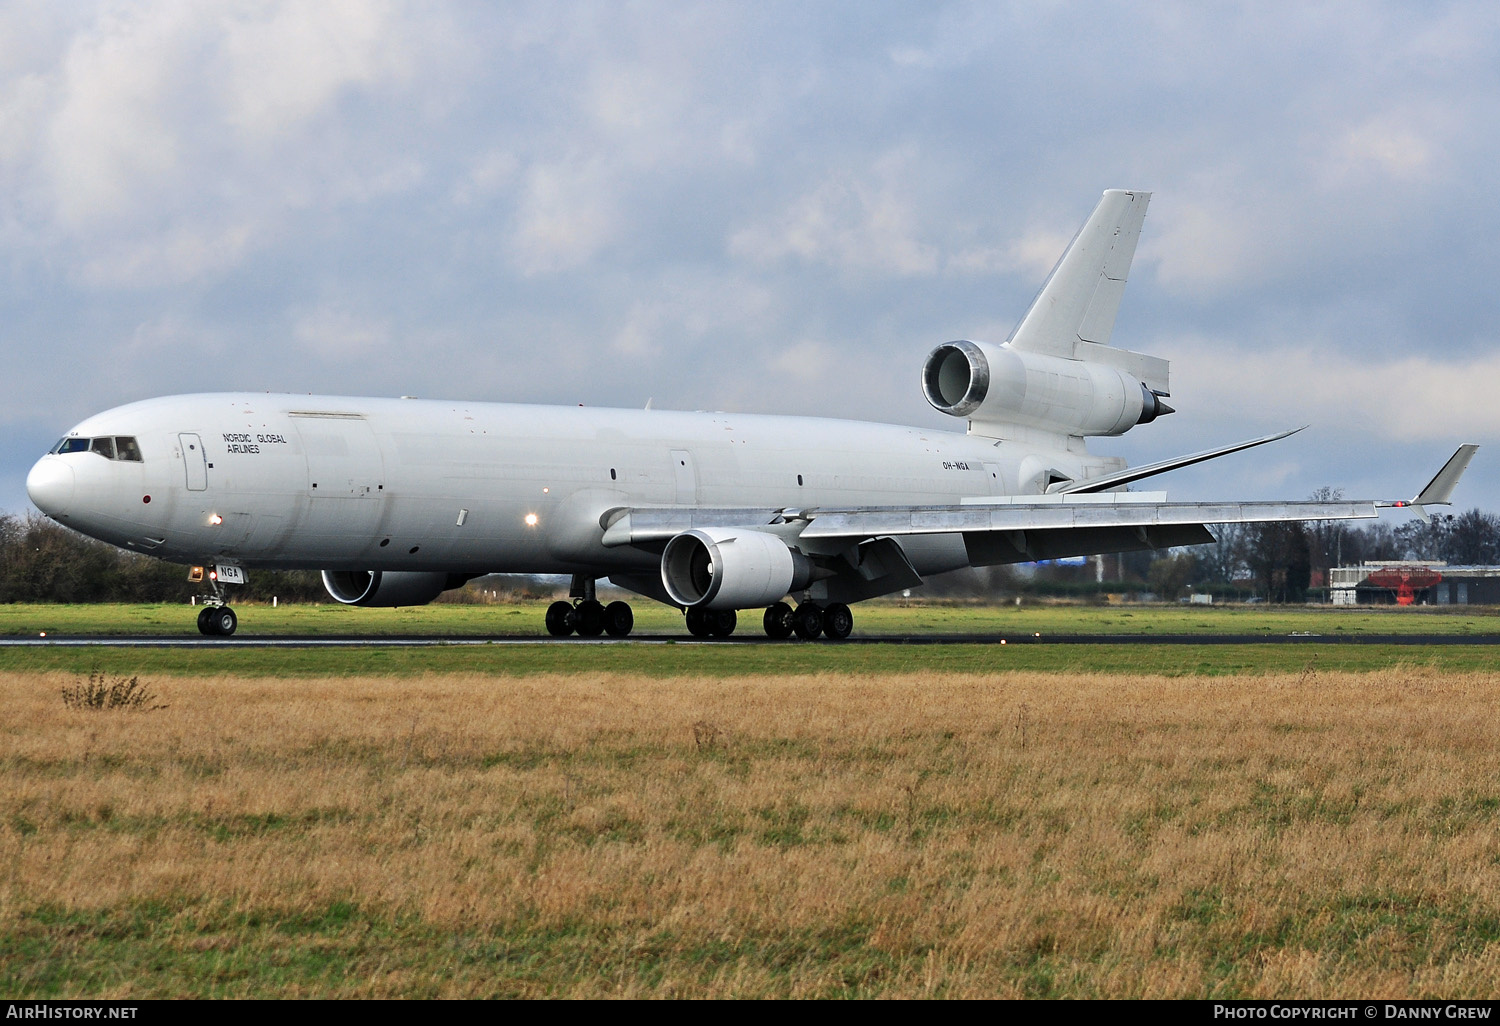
<box><xmin>4</xmin><ymin>1</ymin><xmax>1498</xmax><ymax>520</ymax></box>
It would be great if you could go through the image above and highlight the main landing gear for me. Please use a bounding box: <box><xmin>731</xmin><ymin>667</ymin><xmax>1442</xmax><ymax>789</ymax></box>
<box><xmin>685</xmin><ymin>608</ymin><xmax>738</xmax><ymax>638</ymax></box>
<box><xmin>686</xmin><ymin>601</ymin><xmax>853</xmax><ymax>641</ymax></box>
<box><xmin>546</xmin><ymin>575</ymin><xmax>634</xmax><ymax>638</ymax></box>
<box><xmin>765</xmin><ymin>600</ymin><xmax>852</xmax><ymax>641</ymax></box>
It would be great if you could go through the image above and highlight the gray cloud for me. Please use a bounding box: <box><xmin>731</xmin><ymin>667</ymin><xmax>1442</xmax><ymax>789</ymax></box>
<box><xmin>4</xmin><ymin>0</ymin><xmax>1499</xmax><ymax>518</ymax></box>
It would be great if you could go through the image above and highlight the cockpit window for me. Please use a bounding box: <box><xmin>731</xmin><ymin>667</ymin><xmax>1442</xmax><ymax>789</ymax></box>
<box><xmin>50</xmin><ymin>435</ymin><xmax>143</xmax><ymax>461</ymax></box>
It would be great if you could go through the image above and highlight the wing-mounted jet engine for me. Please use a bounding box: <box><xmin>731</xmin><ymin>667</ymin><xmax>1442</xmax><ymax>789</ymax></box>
<box><xmin>922</xmin><ymin>189</ymin><xmax>1172</xmax><ymax>443</ymax></box>
<box><xmin>322</xmin><ymin>570</ymin><xmax>475</xmax><ymax>607</ymax></box>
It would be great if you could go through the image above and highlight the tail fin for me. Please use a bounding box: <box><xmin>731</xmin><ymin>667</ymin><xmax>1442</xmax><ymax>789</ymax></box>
<box><xmin>1007</xmin><ymin>190</ymin><xmax>1166</xmax><ymax>393</ymax></box>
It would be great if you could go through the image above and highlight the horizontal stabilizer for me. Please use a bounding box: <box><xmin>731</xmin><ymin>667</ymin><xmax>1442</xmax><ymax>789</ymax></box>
<box><xmin>1056</xmin><ymin>426</ymin><xmax>1306</xmax><ymax>494</ymax></box>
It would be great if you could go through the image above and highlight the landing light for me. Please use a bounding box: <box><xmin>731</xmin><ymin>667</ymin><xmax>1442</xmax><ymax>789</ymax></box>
<box><xmin>524</xmin><ymin>513</ymin><xmax>539</xmax><ymax>527</ymax></box>
<box><xmin>209</xmin><ymin>514</ymin><xmax>223</xmax><ymax>525</ymax></box>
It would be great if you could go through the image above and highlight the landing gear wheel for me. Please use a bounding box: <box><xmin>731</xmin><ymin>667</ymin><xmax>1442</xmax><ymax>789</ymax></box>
<box><xmin>708</xmin><ymin>609</ymin><xmax>737</xmax><ymax>638</ymax></box>
<box><xmin>685</xmin><ymin>607</ymin><xmax>713</xmax><ymax>638</ymax></box>
<box><xmin>603</xmin><ymin>601</ymin><xmax>634</xmax><ymax>638</ymax></box>
<box><xmin>763</xmin><ymin>601</ymin><xmax>795</xmax><ymax>639</ymax></box>
<box><xmin>545</xmin><ymin>600</ymin><xmax>576</xmax><ymax>637</ymax></box>
<box><xmin>822</xmin><ymin>602</ymin><xmax>853</xmax><ymax>640</ymax></box>
<box><xmin>197</xmin><ymin>606</ymin><xmax>218</xmax><ymax>636</ymax></box>
<box><xmin>793</xmin><ymin>602</ymin><xmax>824</xmax><ymax>640</ymax></box>
<box><xmin>574</xmin><ymin>599</ymin><xmax>606</xmax><ymax>637</ymax></box>
<box><xmin>210</xmin><ymin>606</ymin><xmax>237</xmax><ymax>637</ymax></box>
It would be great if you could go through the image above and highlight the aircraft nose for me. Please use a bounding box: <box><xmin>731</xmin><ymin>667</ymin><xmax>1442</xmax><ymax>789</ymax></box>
<box><xmin>26</xmin><ymin>457</ymin><xmax>74</xmax><ymax>518</ymax></box>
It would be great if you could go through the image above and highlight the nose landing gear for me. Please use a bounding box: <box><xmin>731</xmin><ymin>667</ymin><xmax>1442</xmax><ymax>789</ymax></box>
<box><xmin>193</xmin><ymin>565</ymin><xmax>240</xmax><ymax>637</ymax></box>
<box><xmin>197</xmin><ymin>604</ymin><xmax>238</xmax><ymax>637</ymax></box>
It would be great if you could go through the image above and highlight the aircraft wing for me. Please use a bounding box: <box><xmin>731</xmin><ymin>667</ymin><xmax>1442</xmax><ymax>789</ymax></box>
<box><xmin>601</xmin><ymin>494</ymin><xmax>1380</xmax><ymax>604</ymax></box>
<box><xmin>600</xmin><ymin>444</ymin><xmax>1475</xmax><ymax>602</ymax></box>
<box><xmin>603</xmin><ymin>495</ymin><xmax>1380</xmax><ymax>555</ymax></box>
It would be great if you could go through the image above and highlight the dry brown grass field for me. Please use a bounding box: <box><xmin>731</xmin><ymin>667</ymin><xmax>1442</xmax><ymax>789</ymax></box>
<box><xmin>4</xmin><ymin>667</ymin><xmax>1500</xmax><ymax>998</ymax></box>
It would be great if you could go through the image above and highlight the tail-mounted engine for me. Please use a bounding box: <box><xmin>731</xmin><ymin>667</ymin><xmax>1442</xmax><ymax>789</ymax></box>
<box><xmin>922</xmin><ymin>339</ymin><xmax>1172</xmax><ymax>438</ymax></box>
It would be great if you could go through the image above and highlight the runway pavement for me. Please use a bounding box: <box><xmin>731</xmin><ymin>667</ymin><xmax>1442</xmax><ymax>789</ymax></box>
<box><xmin>4</xmin><ymin>632</ymin><xmax>1500</xmax><ymax>647</ymax></box>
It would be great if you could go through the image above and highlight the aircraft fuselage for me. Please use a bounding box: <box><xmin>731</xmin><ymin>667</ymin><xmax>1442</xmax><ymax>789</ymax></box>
<box><xmin>26</xmin><ymin>392</ymin><xmax>1116</xmax><ymax>579</ymax></box>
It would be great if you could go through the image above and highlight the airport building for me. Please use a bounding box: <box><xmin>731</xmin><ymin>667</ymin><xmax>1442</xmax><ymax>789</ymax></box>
<box><xmin>1329</xmin><ymin>561</ymin><xmax>1500</xmax><ymax>606</ymax></box>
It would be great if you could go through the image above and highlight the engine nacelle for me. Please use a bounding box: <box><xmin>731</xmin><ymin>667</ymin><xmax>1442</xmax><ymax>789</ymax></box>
<box><xmin>922</xmin><ymin>339</ymin><xmax>1170</xmax><ymax>437</ymax></box>
<box><xmin>321</xmin><ymin>570</ymin><xmax>468</xmax><ymax>607</ymax></box>
<box><xmin>661</xmin><ymin>528</ymin><xmax>813</xmax><ymax>610</ymax></box>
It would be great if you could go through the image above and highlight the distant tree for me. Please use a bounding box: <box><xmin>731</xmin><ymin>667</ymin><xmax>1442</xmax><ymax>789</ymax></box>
<box><xmin>1120</xmin><ymin>547</ymin><xmax>1154</xmax><ymax>583</ymax></box>
<box><xmin>1242</xmin><ymin>520</ymin><xmax>1311</xmax><ymax>603</ymax></box>
<box><xmin>1395</xmin><ymin>516</ymin><xmax>1448</xmax><ymax>561</ymax></box>
<box><xmin>1305</xmin><ymin>487</ymin><xmax>1349</xmax><ymax>575</ymax></box>
<box><xmin>1342</xmin><ymin>521</ymin><xmax>1402</xmax><ymax>564</ymax></box>
<box><xmin>1148</xmin><ymin>552</ymin><xmax>1196</xmax><ymax>601</ymax></box>
<box><xmin>0</xmin><ymin>512</ymin><xmax>330</xmax><ymax>603</ymax></box>
<box><xmin>1437</xmin><ymin>509</ymin><xmax>1500</xmax><ymax>565</ymax></box>
<box><xmin>1197</xmin><ymin>523</ymin><xmax>1247</xmax><ymax>585</ymax></box>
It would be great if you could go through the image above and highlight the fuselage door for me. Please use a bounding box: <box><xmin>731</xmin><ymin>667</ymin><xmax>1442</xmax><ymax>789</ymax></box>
<box><xmin>983</xmin><ymin>462</ymin><xmax>1004</xmax><ymax>496</ymax></box>
<box><xmin>670</xmin><ymin>449</ymin><xmax>696</xmax><ymax>504</ymax></box>
<box><xmin>291</xmin><ymin>416</ymin><xmax>386</xmax><ymax>556</ymax></box>
<box><xmin>179</xmin><ymin>433</ymin><xmax>208</xmax><ymax>491</ymax></box>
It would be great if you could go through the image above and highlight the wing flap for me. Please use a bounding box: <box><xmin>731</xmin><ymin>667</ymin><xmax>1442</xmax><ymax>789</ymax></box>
<box><xmin>798</xmin><ymin>499</ymin><xmax>1380</xmax><ymax>540</ymax></box>
<box><xmin>602</xmin><ymin>498</ymin><xmax>1381</xmax><ymax>550</ymax></box>
<box><xmin>964</xmin><ymin>523</ymin><xmax>1216</xmax><ymax>566</ymax></box>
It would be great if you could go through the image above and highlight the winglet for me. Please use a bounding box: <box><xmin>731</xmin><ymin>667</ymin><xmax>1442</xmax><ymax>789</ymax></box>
<box><xmin>1379</xmin><ymin>444</ymin><xmax>1479</xmax><ymax>521</ymax></box>
<box><xmin>1413</xmin><ymin>444</ymin><xmax>1480</xmax><ymax>507</ymax></box>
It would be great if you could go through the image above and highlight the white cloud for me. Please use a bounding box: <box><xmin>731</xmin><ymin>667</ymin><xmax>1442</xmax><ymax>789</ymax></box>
<box><xmin>44</xmin><ymin>2</ymin><xmax>200</xmax><ymax>228</ymax></box>
<box><xmin>293</xmin><ymin>305</ymin><xmax>392</xmax><ymax>360</ymax></box>
<box><xmin>729</xmin><ymin>148</ymin><xmax>940</xmax><ymax>277</ymax></box>
<box><xmin>947</xmin><ymin>228</ymin><xmax>1073</xmax><ymax>279</ymax></box>
<box><xmin>1325</xmin><ymin>111</ymin><xmax>1444</xmax><ymax>185</ymax></box>
<box><xmin>452</xmin><ymin>149</ymin><xmax>519</xmax><ymax>205</ymax></box>
<box><xmin>508</xmin><ymin>159</ymin><xmax>620</xmax><ymax>275</ymax></box>
<box><xmin>768</xmin><ymin>339</ymin><xmax>835</xmax><ymax>383</ymax></box>
<box><xmin>1144</xmin><ymin>197</ymin><xmax>1275</xmax><ymax>292</ymax></box>
<box><xmin>611</xmin><ymin>271</ymin><xmax>775</xmax><ymax>359</ymax></box>
<box><xmin>1165</xmin><ymin>335</ymin><xmax>1500</xmax><ymax>443</ymax></box>
<box><xmin>77</xmin><ymin>219</ymin><xmax>254</xmax><ymax>288</ymax></box>
<box><xmin>220</xmin><ymin>0</ymin><xmax>417</xmax><ymax>144</ymax></box>
<box><xmin>23</xmin><ymin>1</ymin><xmax>443</xmax><ymax>235</ymax></box>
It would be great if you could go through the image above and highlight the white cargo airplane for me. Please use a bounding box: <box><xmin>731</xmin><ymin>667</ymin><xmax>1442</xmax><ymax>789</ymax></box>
<box><xmin>26</xmin><ymin>190</ymin><xmax>1478</xmax><ymax>638</ymax></box>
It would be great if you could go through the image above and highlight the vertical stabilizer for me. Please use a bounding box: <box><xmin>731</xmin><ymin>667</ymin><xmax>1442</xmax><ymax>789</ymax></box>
<box><xmin>1008</xmin><ymin>190</ymin><xmax>1150</xmax><ymax>359</ymax></box>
